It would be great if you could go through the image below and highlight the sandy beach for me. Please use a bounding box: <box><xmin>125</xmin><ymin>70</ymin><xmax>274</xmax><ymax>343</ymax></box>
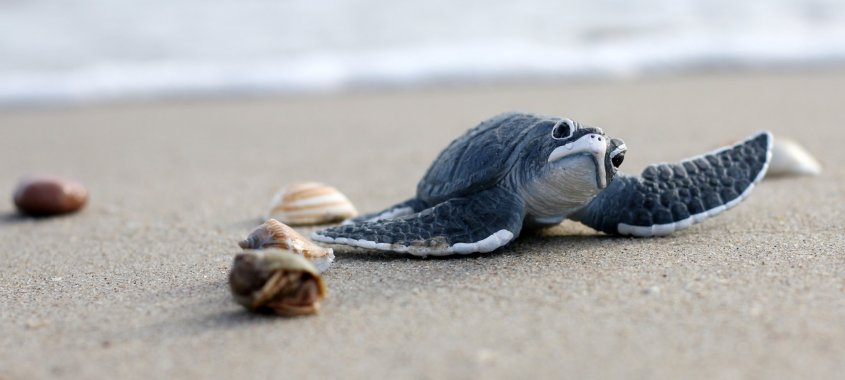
<box><xmin>1</xmin><ymin>69</ymin><xmax>844</xmax><ymax>379</ymax></box>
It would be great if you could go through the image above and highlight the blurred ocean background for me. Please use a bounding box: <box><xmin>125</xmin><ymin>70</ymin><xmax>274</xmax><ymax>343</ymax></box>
<box><xmin>1</xmin><ymin>0</ymin><xmax>844</xmax><ymax>106</ymax></box>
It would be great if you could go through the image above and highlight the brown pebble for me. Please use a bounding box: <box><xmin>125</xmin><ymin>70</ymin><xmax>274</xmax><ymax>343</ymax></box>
<box><xmin>13</xmin><ymin>175</ymin><xmax>88</xmax><ymax>216</ymax></box>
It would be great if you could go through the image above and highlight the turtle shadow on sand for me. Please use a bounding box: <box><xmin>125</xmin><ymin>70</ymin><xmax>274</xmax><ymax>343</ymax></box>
<box><xmin>516</xmin><ymin>232</ymin><xmax>640</xmax><ymax>254</ymax></box>
<box><xmin>333</xmin><ymin>246</ymin><xmax>492</xmax><ymax>263</ymax></box>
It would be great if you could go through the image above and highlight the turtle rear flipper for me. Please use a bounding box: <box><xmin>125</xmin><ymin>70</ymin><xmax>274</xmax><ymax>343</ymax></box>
<box><xmin>313</xmin><ymin>187</ymin><xmax>524</xmax><ymax>256</ymax></box>
<box><xmin>569</xmin><ymin>131</ymin><xmax>772</xmax><ymax>237</ymax></box>
<box><xmin>343</xmin><ymin>198</ymin><xmax>429</xmax><ymax>225</ymax></box>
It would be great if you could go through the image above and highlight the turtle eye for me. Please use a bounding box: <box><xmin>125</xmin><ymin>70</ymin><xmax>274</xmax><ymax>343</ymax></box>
<box><xmin>611</xmin><ymin>151</ymin><xmax>625</xmax><ymax>168</ymax></box>
<box><xmin>609</xmin><ymin>139</ymin><xmax>626</xmax><ymax>168</ymax></box>
<box><xmin>552</xmin><ymin>119</ymin><xmax>575</xmax><ymax>139</ymax></box>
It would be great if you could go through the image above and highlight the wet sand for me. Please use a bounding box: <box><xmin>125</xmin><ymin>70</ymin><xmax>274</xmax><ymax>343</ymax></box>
<box><xmin>1</xmin><ymin>69</ymin><xmax>844</xmax><ymax>379</ymax></box>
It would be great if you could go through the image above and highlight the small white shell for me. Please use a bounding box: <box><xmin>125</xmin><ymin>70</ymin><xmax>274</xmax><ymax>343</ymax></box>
<box><xmin>239</xmin><ymin>219</ymin><xmax>334</xmax><ymax>272</ymax></box>
<box><xmin>767</xmin><ymin>137</ymin><xmax>822</xmax><ymax>177</ymax></box>
<box><xmin>265</xmin><ymin>182</ymin><xmax>358</xmax><ymax>225</ymax></box>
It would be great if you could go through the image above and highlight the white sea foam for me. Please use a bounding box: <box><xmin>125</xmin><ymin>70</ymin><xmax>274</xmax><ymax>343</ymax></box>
<box><xmin>1</xmin><ymin>0</ymin><xmax>844</xmax><ymax>105</ymax></box>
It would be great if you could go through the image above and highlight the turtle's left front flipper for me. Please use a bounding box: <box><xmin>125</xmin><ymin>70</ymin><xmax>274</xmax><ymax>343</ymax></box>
<box><xmin>570</xmin><ymin>132</ymin><xmax>772</xmax><ymax>237</ymax></box>
<box><xmin>312</xmin><ymin>187</ymin><xmax>524</xmax><ymax>256</ymax></box>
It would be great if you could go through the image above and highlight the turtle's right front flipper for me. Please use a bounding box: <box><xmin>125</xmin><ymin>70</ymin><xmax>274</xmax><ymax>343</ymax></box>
<box><xmin>343</xmin><ymin>198</ymin><xmax>429</xmax><ymax>224</ymax></box>
<box><xmin>313</xmin><ymin>188</ymin><xmax>523</xmax><ymax>256</ymax></box>
<box><xmin>570</xmin><ymin>131</ymin><xmax>772</xmax><ymax>237</ymax></box>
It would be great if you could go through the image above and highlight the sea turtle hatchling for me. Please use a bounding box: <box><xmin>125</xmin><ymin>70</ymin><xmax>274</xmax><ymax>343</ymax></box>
<box><xmin>312</xmin><ymin>112</ymin><xmax>772</xmax><ymax>256</ymax></box>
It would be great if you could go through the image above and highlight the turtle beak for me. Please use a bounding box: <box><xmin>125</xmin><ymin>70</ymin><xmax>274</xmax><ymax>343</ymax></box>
<box><xmin>547</xmin><ymin>132</ymin><xmax>609</xmax><ymax>189</ymax></box>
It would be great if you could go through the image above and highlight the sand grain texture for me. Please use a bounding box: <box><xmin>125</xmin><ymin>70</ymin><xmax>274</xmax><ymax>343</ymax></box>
<box><xmin>1</xmin><ymin>70</ymin><xmax>844</xmax><ymax>379</ymax></box>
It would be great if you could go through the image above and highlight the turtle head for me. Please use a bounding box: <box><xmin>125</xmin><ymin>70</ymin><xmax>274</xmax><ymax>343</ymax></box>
<box><xmin>517</xmin><ymin>116</ymin><xmax>626</xmax><ymax>222</ymax></box>
<box><xmin>544</xmin><ymin>118</ymin><xmax>626</xmax><ymax>189</ymax></box>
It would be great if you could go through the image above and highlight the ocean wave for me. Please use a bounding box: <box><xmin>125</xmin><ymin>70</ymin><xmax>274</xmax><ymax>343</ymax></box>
<box><xmin>1</xmin><ymin>0</ymin><xmax>845</xmax><ymax>105</ymax></box>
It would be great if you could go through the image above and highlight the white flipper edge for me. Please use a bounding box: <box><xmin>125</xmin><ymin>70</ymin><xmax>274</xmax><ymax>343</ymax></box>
<box><xmin>312</xmin><ymin>229</ymin><xmax>514</xmax><ymax>257</ymax></box>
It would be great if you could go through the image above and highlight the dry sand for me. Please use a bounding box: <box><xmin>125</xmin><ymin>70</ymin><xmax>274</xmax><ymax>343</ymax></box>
<box><xmin>1</xmin><ymin>70</ymin><xmax>844</xmax><ymax>379</ymax></box>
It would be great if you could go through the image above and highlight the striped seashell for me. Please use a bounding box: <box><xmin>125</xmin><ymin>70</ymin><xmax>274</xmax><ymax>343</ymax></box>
<box><xmin>265</xmin><ymin>182</ymin><xmax>358</xmax><ymax>226</ymax></box>
<box><xmin>239</xmin><ymin>219</ymin><xmax>334</xmax><ymax>272</ymax></box>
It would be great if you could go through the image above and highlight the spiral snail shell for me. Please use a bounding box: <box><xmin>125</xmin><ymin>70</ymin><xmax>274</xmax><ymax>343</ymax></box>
<box><xmin>229</xmin><ymin>249</ymin><xmax>326</xmax><ymax>316</ymax></box>
<box><xmin>239</xmin><ymin>219</ymin><xmax>334</xmax><ymax>272</ymax></box>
